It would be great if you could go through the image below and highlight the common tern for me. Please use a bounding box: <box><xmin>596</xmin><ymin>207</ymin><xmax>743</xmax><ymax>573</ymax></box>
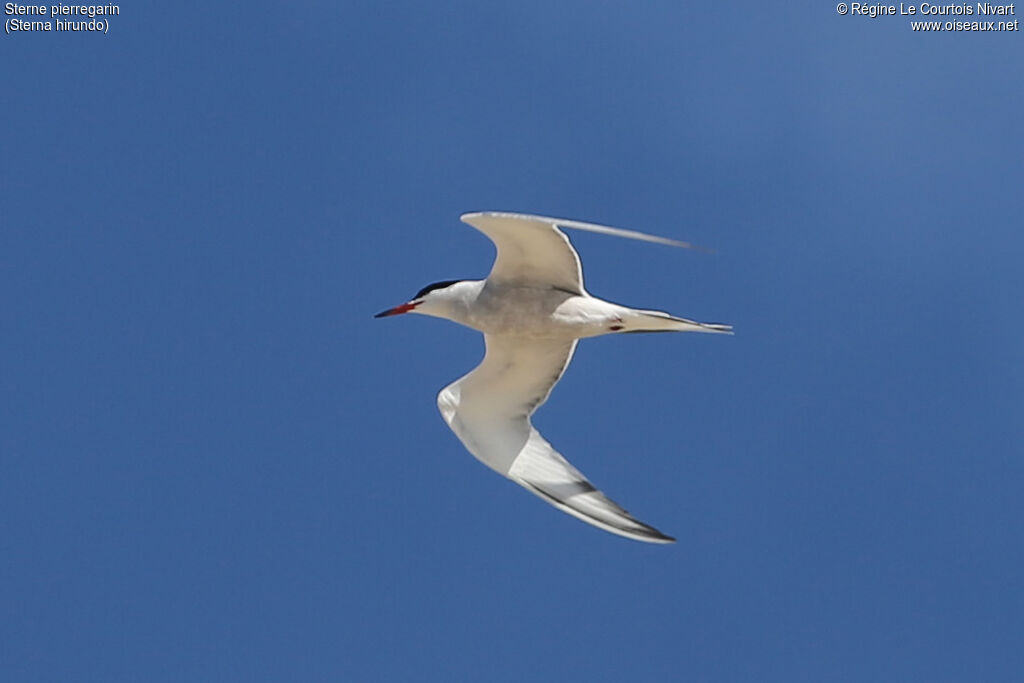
<box><xmin>376</xmin><ymin>212</ymin><xmax>731</xmax><ymax>543</ymax></box>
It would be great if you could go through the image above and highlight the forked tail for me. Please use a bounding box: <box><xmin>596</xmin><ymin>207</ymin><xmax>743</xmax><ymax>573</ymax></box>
<box><xmin>622</xmin><ymin>310</ymin><xmax>733</xmax><ymax>334</ymax></box>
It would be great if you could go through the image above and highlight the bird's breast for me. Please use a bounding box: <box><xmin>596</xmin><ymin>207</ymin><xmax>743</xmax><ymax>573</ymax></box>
<box><xmin>466</xmin><ymin>286</ymin><xmax>615</xmax><ymax>339</ymax></box>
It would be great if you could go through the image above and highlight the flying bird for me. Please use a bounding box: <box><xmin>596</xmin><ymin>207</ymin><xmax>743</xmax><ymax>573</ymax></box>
<box><xmin>376</xmin><ymin>212</ymin><xmax>731</xmax><ymax>543</ymax></box>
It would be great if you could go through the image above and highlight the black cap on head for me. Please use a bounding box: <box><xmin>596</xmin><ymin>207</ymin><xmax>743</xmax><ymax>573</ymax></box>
<box><xmin>413</xmin><ymin>280</ymin><xmax>461</xmax><ymax>300</ymax></box>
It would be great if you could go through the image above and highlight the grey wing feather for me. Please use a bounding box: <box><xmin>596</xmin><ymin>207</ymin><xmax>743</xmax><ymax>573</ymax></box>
<box><xmin>437</xmin><ymin>334</ymin><xmax>675</xmax><ymax>544</ymax></box>
<box><xmin>460</xmin><ymin>212</ymin><xmax>587</xmax><ymax>294</ymax></box>
<box><xmin>459</xmin><ymin>212</ymin><xmax>706</xmax><ymax>295</ymax></box>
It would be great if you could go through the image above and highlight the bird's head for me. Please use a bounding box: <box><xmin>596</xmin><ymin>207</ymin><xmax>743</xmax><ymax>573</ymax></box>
<box><xmin>374</xmin><ymin>279</ymin><xmax>467</xmax><ymax>320</ymax></box>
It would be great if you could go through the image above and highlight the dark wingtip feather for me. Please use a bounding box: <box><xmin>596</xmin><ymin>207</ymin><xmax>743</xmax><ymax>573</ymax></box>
<box><xmin>521</xmin><ymin>480</ymin><xmax>676</xmax><ymax>545</ymax></box>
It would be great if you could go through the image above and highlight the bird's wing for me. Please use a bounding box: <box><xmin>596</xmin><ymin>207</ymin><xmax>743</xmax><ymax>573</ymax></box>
<box><xmin>460</xmin><ymin>211</ymin><xmax>702</xmax><ymax>296</ymax></box>
<box><xmin>437</xmin><ymin>334</ymin><xmax>675</xmax><ymax>544</ymax></box>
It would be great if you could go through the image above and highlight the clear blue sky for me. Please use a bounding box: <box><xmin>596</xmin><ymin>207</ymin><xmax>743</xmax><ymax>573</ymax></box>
<box><xmin>4</xmin><ymin>3</ymin><xmax>1022</xmax><ymax>681</ymax></box>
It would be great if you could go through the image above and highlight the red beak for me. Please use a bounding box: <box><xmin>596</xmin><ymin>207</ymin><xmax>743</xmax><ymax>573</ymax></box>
<box><xmin>374</xmin><ymin>302</ymin><xmax>418</xmax><ymax>318</ymax></box>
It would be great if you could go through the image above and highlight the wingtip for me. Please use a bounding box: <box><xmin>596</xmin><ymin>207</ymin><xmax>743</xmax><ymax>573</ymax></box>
<box><xmin>459</xmin><ymin>211</ymin><xmax>720</xmax><ymax>254</ymax></box>
<box><xmin>614</xmin><ymin>527</ymin><xmax>676</xmax><ymax>544</ymax></box>
<box><xmin>519</xmin><ymin>479</ymin><xmax>676</xmax><ymax>545</ymax></box>
<box><xmin>633</xmin><ymin>525</ymin><xmax>677</xmax><ymax>544</ymax></box>
<box><xmin>700</xmin><ymin>323</ymin><xmax>734</xmax><ymax>335</ymax></box>
<box><xmin>635</xmin><ymin>529</ymin><xmax>677</xmax><ymax>544</ymax></box>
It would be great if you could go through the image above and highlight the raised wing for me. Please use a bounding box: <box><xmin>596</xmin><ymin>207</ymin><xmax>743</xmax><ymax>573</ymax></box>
<box><xmin>460</xmin><ymin>211</ymin><xmax>703</xmax><ymax>296</ymax></box>
<box><xmin>437</xmin><ymin>334</ymin><xmax>675</xmax><ymax>544</ymax></box>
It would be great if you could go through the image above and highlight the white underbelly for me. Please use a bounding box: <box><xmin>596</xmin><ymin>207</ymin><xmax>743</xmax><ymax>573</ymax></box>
<box><xmin>466</xmin><ymin>288</ymin><xmax>619</xmax><ymax>339</ymax></box>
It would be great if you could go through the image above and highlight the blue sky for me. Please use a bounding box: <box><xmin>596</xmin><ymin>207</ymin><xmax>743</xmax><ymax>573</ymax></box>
<box><xmin>3</xmin><ymin>2</ymin><xmax>1022</xmax><ymax>681</ymax></box>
